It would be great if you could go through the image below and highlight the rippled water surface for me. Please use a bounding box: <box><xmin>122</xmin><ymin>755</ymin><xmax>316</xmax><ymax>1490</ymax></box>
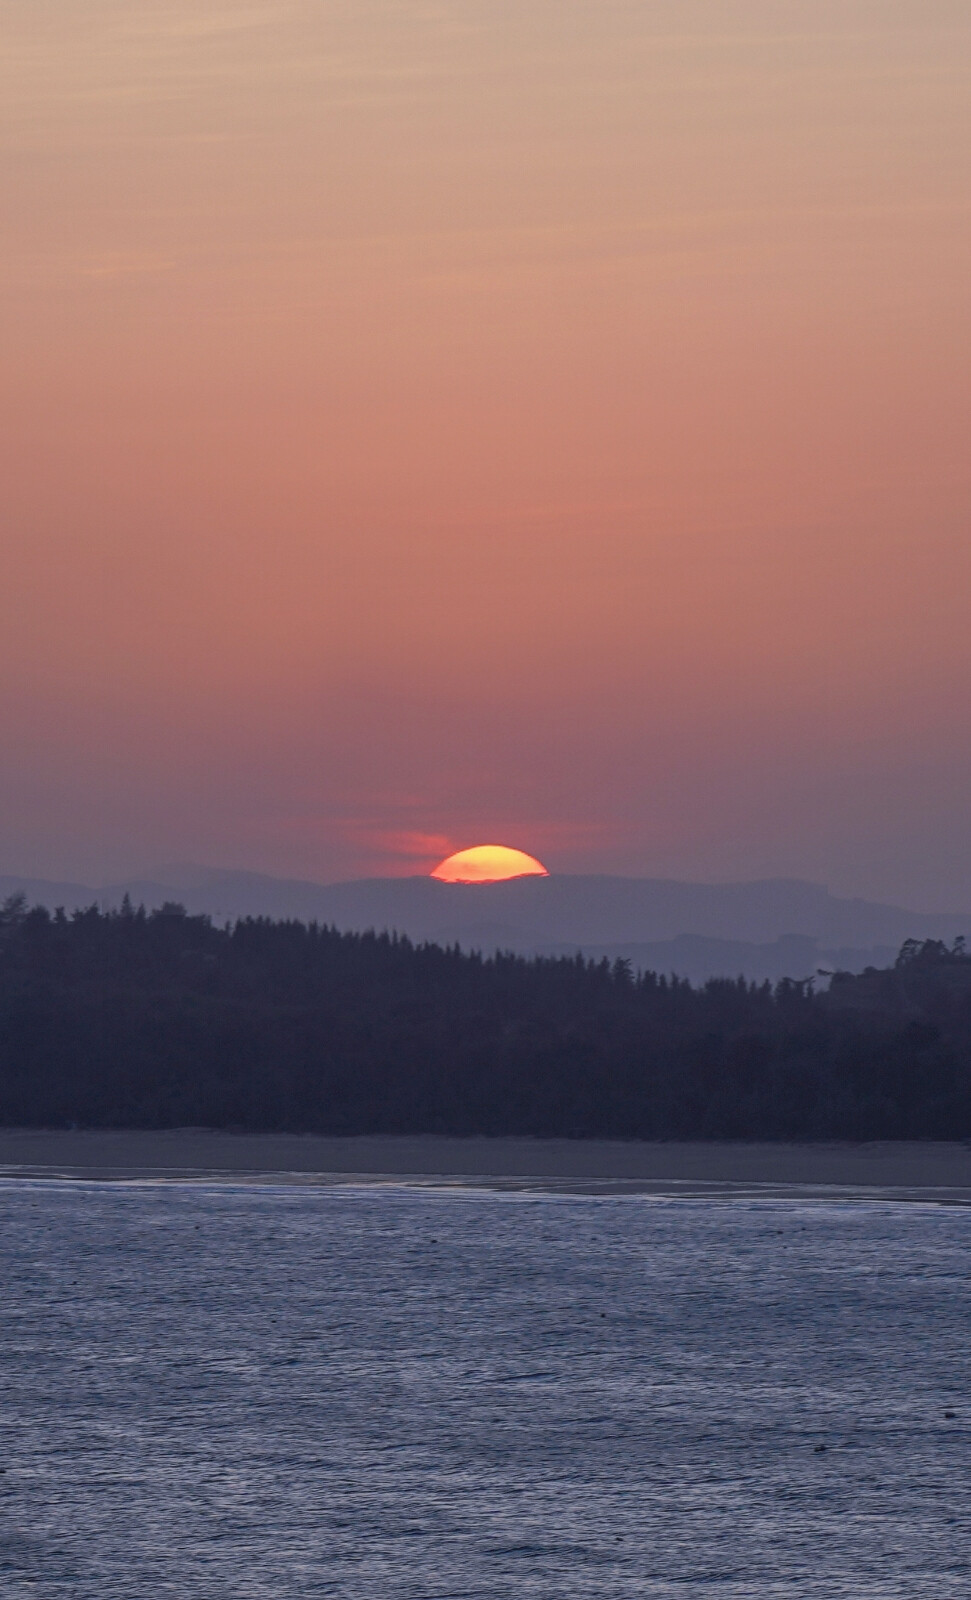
<box><xmin>1</xmin><ymin>1181</ymin><xmax>969</xmax><ymax>1598</ymax></box>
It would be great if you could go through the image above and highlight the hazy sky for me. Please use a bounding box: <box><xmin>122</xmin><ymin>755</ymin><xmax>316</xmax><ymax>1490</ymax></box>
<box><xmin>3</xmin><ymin>1</ymin><xmax>970</xmax><ymax>904</ymax></box>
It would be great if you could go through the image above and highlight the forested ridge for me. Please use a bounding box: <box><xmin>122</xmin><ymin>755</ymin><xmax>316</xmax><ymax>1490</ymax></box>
<box><xmin>1</xmin><ymin>895</ymin><xmax>970</xmax><ymax>1139</ymax></box>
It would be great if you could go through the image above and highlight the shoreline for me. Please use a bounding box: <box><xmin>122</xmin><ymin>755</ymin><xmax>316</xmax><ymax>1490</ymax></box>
<box><xmin>2</xmin><ymin>1129</ymin><xmax>971</xmax><ymax>1201</ymax></box>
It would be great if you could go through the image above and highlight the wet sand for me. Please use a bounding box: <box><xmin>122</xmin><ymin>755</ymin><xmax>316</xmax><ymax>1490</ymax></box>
<box><xmin>1</xmin><ymin>1128</ymin><xmax>970</xmax><ymax>1201</ymax></box>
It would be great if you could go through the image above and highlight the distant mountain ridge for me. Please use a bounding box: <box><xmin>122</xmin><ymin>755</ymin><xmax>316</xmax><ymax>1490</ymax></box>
<box><xmin>2</xmin><ymin>865</ymin><xmax>967</xmax><ymax>984</ymax></box>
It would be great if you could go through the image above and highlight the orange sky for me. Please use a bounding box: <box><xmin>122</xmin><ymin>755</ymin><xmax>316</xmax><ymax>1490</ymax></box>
<box><xmin>2</xmin><ymin>2</ymin><xmax>970</xmax><ymax>904</ymax></box>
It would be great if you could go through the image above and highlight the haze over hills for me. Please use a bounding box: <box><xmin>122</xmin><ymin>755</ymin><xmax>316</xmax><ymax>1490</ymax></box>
<box><xmin>3</xmin><ymin>866</ymin><xmax>969</xmax><ymax>984</ymax></box>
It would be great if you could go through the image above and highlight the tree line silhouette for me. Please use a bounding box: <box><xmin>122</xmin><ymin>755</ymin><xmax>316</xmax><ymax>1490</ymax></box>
<box><xmin>1</xmin><ymin>894</ymin><xmax>970</xmax><ymax>1139</ymax></box>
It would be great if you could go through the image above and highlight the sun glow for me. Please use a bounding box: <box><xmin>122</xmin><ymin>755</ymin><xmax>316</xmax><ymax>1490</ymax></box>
<box><xmin>431</xmin><ymin>845</ymin><xmax>549</xmax><ymax>884</ymax></box>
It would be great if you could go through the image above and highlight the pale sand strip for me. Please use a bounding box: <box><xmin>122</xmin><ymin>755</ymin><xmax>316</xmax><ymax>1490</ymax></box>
<box><xmin>1</xmin><ymin>1129</ymin><xmax>970</xmax><ymax>1200</ymax></box>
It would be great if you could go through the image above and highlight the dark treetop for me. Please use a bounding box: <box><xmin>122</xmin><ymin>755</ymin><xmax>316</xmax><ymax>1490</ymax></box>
<box><xmin>1</xmin><ymin>896</ymin><xmax>969</xmax><ymax>1140</ymax></box>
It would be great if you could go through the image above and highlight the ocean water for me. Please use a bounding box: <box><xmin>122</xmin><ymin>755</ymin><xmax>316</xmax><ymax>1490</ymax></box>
<box><xmin>0</xmin><ymin>1182</ymin><xmax>968</xmax><ymax>1599</ymax></box>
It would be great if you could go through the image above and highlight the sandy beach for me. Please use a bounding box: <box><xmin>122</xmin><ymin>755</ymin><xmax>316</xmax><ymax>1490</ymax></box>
<box><xmin>1</xmin><ymin>1128</ymin><xmax>970</xmax><ymax>1201</ymax></box>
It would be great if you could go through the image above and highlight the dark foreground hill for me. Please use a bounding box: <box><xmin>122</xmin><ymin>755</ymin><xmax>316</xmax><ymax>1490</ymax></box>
<box><xmin>4</xmin><ymin>866</ymin><xmax>970</xmax><ymax>981</ymax></box>
<box><xmin>1</xmin><ymin>896</ymin><xmax>970</xmax><ymax>1140</ymax></box>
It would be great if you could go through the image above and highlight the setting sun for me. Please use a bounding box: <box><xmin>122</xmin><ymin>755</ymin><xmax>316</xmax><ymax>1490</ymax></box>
<box><xmin>431</xmin><ymin>845</ymin><xmax>549</xmax><ymax>884</ymax></box>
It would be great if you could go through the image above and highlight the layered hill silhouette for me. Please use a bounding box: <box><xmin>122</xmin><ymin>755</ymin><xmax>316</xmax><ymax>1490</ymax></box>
<box><xmin>3</xmin><ymin>866</ymin><xmax>968</xmax><ymax>984</ymax></box>
<box><xmin>2</xmin><ymin>902</ymin><xmax>970</xmax><ymax>1140</ymax></box>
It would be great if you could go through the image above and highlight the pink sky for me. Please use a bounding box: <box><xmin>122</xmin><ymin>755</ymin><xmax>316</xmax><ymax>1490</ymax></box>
<box><xmin>2</xmin><ymin>1</ymin><xmax>970</xmax><ymax>904</ymax></box>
